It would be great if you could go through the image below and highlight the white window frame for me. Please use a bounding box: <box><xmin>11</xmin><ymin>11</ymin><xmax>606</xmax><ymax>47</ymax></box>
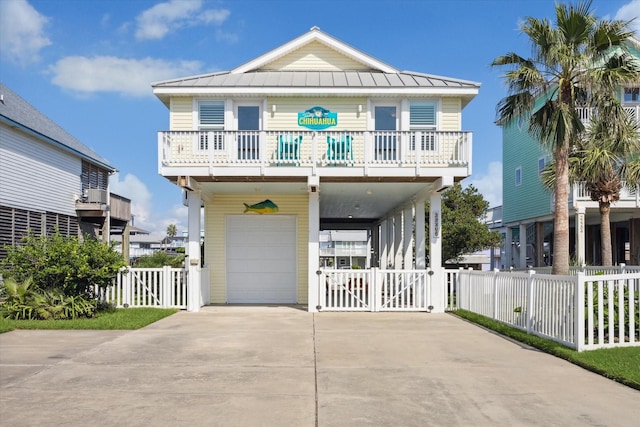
<box><xmin>538</xmin><ymin>156</ymin><xmax>546</xmax><ymax>177</ymax></box>
<box><xmin>515</xmin><ymin>167</ymin><xmax>522</xmax><ymax>187</ymax></box>
<box><xmin>409</xmin><ymin>100</ymin><xmax>437</xmax><ymax>151</ymax></box>
<box><xmin>197</xmin><ymin>100</ymin><xmax>225</xmax><ymax>151</ymax></box>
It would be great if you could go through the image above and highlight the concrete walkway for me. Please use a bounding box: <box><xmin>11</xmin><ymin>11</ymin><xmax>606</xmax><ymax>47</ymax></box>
<box><xmin>0</xmin><ymin>306</ymin><xmax>638</xmax><ymax>426</ymax></box>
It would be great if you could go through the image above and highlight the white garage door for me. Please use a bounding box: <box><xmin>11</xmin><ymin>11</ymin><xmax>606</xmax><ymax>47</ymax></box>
<box><xmin>226</xmin><ymin>215</ymin><xmax>297</xmax><ymax>303</ymax></box>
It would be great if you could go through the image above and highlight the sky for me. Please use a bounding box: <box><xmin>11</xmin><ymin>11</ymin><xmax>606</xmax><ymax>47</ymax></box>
<box><xmin>1</xmin><ymin>0</ymin><xmax>638</xmax><ymax>237</ymax></box>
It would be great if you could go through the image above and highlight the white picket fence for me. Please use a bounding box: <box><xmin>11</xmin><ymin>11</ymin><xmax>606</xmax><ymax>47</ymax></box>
<box><xmin>318</xmin><ymin>268</ymin><xmax>433</xmax><ymax>312</ymax></box>
<box><xmin>96</xmin><ymin>267</ymin><xmax>188</xmax><ymax>309</ymax></box>
<box><xmin>447</xmin><ymin>268</ymin><xmax>640</xmax><ymax>351</ymax></box>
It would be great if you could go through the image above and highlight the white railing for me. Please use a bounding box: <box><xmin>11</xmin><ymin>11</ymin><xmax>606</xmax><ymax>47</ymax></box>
<box><xmin>318</xmin><ymin>268</ymin><xmax>433</xmax><ymax>312</ymax></box>
<box><xmin>96</xmin><ymin>267</ymin><xmax>187</xmax><ymax>309</ymax></box>
<box><xmin>576</xmin><ymin>105</ymin><xmax>640</xmax><ymax>126</ymax></box>
<box><xmin>572</xmin><ymin>181</ymin><xmax>639</xmax><ymax>205</ymax></box>
<box><xmin>514</xmin><ymin>264</ymin><xmax>640</xmax><ymax>275</ymax></box>
<box><xmin>447</xmin><ymin>268</ymin><xmax>640</xmax><ymax>351</ymax></box>
<box><xmin>159</xmin><ymin>130</ymin><xmax>471</xmax><ymax>170</ymax></box>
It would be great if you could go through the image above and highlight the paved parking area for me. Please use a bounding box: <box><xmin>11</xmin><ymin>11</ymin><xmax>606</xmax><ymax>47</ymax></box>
<box><xmin>1</xmin><ymin>306</ymin><xmax>638</xmax><ymax>426</ymax></box>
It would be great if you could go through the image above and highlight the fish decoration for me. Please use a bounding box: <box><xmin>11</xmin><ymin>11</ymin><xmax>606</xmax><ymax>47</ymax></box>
<box><xmin>243</xmin><ymin>199</ymin><xmax>279</xmax><ymax>214</ymax></box>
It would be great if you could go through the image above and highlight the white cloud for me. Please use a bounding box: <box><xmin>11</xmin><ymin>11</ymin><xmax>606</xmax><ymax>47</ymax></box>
<box><xmin>615</xmin><ymin>0</ymin><xmax>640</xmax><ymax>35</ymax></box>
<box><xmin>110</xmin><ymin>173</ymin><xmax>187</xmax><ymax>237</ymax></box>
<box><xmin>49</xmin><ymin>56</ymin><xmax>202</xmax><ymax>96</ymax></box>
<box><xmin>0</xmin><ymin>0</ymin><xmax>51</xmax><ymax>65</ymax></box>
<box><xmin>135</xmin><ymin>0</ymin><xmax>230</xmax><ymax>41</ymax></box>
<box><xmin>465</xmin><ymin>161</ymin><xmax>503</xmax><ymax>208</ymax></box>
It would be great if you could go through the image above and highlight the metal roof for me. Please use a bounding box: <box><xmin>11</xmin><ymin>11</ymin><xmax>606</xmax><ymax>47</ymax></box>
<box><xmin>0</xmin><ymin>82</ymin><xmax>115</xmax><ymax>171</ymax></box>
<box><xmin>153</xmin><ymin>70</ymin><xmax>480</xmax><ymax>90</ymax></box>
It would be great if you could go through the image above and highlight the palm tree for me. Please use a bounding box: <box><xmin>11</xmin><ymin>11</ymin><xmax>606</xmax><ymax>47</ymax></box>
<box><xmin>573</xmin><ymin>100</ymin><xmax>640</xmax><ymax>265</ymax></box>
<box><xmin>166</xmin><ymin>224</ymin><xmax>177</xmax><ymax>238</ymax></box>
<box><xmin>491</xmin><ymin>0</ymin><xmax>638</xmax><ymax>274</ymax></box>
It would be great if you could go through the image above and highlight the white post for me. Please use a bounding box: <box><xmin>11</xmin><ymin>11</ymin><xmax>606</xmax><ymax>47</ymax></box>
<box><xmin>519</xmin><ymin>223</ymin><xmax>527</xmax><ymax>268</ymax></box>
<box><xmin>186</xmin><ymin>190</ymin><xmax>202</xmax><ymax>312</ymax></box>
<box><xmin>506</xmin><ymin>227</ymin><xmax>513</xmax><ymax>269</ymax></box>
<box><xmin>394</xmin><ymin>210</ymin><xmax>403</xmax><ymax>269</ymax></box>
<box><xmin>429</xmin><ymin>192</ymin><xmax>444</xmax><ymax>312</ymax></box>
<box><xmin>575</xmin><ymin>206</ymin><xmax>586</xmax><ymax>266</ymax></box>
<box><xmin>308</xmin><ymin>184</ymin><xmax>320</xmax><ymax>312</ymax></box>
<box><xmin>380</xmin><ymin>219</ymin><xmax>388</xmax><ymax>270</ymax></box>
<box><xmin>403</xmin><ymin>205</ymin><xmax>414</xmax><ymax>269</ymax></box>
<box><xmin>415</xmin><ymin>197</ymin><xmax>426</xmax><ymax>270</ymax></box>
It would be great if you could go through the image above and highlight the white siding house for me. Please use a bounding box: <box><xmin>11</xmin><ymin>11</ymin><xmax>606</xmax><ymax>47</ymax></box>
<box><xmin>0</xmin><ymin>83</ymin><xmax>131</xmax><ymax>258</ymax></box>
<box><xmin>153</xmin><ymin>27</ymin><xmax>480</xmax><ymax>312</ymax></box>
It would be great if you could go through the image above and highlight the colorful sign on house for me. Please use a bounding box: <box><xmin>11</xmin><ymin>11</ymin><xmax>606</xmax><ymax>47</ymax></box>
<box><xmin>297</xmin><ymin>106</ymin><xmax>337</xmax><ymax>130</ymax></box>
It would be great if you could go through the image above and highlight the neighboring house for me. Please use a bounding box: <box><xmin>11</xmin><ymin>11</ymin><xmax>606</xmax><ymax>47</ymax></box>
<box><xmin>319</xmin><ymin>230</ymin><xmax>369</xmax><ymax>269</ymax></box>
<box><xmin>449</xmin><ymin>206</ymin><xmax>503</xmax><ymax>271</ymax></box>
<box><xmin>0</xmin><ymin>83</ymin><xmax>131</xmax><ymax>259</ymax></box>
<box><xmin>152</xmin><ymin>27</ymin><xmax>479</xmax><ymax>311</ymax></box>
<box><xmin>500</xmin><ymin>38</ymin><xmax>640</xmax><ymax>269</ymax></box>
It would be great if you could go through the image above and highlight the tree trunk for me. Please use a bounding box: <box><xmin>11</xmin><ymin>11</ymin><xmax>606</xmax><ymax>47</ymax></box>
<box><xmin>552</xmin><ymin>145</ymin><xmax>570</xmax><ymax>275</ymax></box>
<box><xmin>599</xmin><ymin>202</ymin><xmax>612</xmax><ymax>266</ymax></box>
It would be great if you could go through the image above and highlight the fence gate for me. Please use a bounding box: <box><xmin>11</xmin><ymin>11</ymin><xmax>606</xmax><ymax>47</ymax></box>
<box><xmin>319</xmin><ymin>268</ymin><xmax>432</xmax><ymax>312</ymax></box>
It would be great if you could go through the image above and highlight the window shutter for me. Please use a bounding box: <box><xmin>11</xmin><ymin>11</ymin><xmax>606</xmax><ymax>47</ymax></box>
<box><xmin>410</xmin><ymin>102</ymin><xmax>436</xmax><ymax>128</ymax></box>
<box><xmin>199</xmin><ymin>102</ymin><xmax>224</xmax><ymax>128</ymax></box>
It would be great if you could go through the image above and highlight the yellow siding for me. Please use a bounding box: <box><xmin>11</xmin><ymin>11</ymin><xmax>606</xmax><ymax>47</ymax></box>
<box><xmin>170</xmin><ymin>97</ymin><xmax>193</xmax><ymax>130</ymax></box>
<box><xmin>441</xmin><ymin>98</ymin><xmax>461</xmax><ymax>131</ymax></box>
<box><xmin>261</xmin><ymin>41</ymin><xmax>369</xmax><ymax>71</ymax></box>
<box><xmin>205</xmin><ymin>194</ymin><xmax>309</xmax><ymax>304</ymax></box>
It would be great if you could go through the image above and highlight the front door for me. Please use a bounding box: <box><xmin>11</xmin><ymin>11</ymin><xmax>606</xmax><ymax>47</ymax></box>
<box><xmin>374</xmin><ymin>105</ymin><xmax>397</xmax><ymax>160</ymax></box>
<box><xmin>237</xmin><ymin>105</ymin><xmax>260</xmax><ymax>161</ymax></box>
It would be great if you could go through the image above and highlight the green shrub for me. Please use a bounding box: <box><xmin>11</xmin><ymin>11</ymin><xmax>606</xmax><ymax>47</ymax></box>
<box><xmin>133</xmin><ymin>251</ymin><xmax>184</xmax><ymax>268</ymax></box>
<box><xmin>0</xmin><ymin>277</ymin><xmax>97</xmax><ymax>320</ymax></box>
<box><xmin>1</xmin><ymin>233</ymin><xmax>125</xmax><ymax>298</ymax></box>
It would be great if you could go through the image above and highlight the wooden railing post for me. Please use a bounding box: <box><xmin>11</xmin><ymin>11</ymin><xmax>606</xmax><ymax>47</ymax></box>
<box><xmin>574</xmin><ymin>273</ymin><xmax>585</xmax><ymax>351</ymax></box>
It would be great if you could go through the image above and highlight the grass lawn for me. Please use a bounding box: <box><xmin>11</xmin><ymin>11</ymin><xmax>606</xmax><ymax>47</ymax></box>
<box><xmin>452</xmin><ymin>309</ymin><xmax>640</xmax><ymax>391</ymax></box>
<box><xmin>0</xmin><ymin>307</ymin><xmax>178</xmax><ymax>333</ymax></box>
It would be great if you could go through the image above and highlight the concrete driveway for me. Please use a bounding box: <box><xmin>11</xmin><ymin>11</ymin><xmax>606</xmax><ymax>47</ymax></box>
<box><xmin>0</xmin><ymin>306</ymin><xmax>638</xmax><ymax>427</ymax></box>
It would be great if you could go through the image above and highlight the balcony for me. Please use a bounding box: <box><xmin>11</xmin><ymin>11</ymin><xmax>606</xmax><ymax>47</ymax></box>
<box><xmin>576</xmin><ymin>105</ymin><xmax>640</xmax><ymax>125</ymax></box>
<box><xmin>75</xmin><ymin>190</ymin><xmax>132</xmax><ymax>223</ymax></box>
<box><xmin>158</xmin><ymin>130</ymin><xmax>472</xmax><ymax>179</ymax></box>
<box><xmin>571</xmin><ymin>181</ymin><xmax>640</xmax><ymax>208</ymax></box>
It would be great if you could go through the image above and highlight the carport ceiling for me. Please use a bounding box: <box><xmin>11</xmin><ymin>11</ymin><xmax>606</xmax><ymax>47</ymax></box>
<box><xmin>197</xmin><ymin>181</ymin><xmax>432</xmax><ymax>220</ymax></box>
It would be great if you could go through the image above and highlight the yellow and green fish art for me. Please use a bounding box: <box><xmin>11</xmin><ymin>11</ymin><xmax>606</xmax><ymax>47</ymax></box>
<box><xmin>243</xmin><ymin>199</ymin><xmax>279</xmax><ymax>214</ymax></box>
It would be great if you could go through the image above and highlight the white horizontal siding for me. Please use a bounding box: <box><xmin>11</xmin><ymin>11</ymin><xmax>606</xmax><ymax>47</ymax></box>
<box><xmin>441</xmin><ymin>98</ymin><xmax>461</xmax><ymax>131</ymax></box>
<box><xmin>0</xmin><ymin>124</ymin><xmax>81</xmax><ymax>216</ymax></box>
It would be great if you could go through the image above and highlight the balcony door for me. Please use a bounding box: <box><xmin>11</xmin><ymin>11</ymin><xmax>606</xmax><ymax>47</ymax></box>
<box><xmin>373</xmin><ymin>105</ymin><xmax>397</xmax><ymax>160</ymax></box>
<box><xmin>237</xmin><ymin>105</ymin><xmax>260</xmax><ymax>161</ymax></box>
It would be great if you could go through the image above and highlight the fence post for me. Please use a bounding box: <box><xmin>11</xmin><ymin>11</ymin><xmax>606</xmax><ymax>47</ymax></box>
<box><xmin>620</xmin><ymin>263</ymin><xmax>626</xmax><ymax>275</ymax></box>
<box><xmin>123</xmin><ymin>268</ymin><xmax>132</xmax><ymax>307</ymax></box>
<box><xmin>574</xmin><ymin>273</ymin><xmax>585</xmax><ymax>351</ymax></box>
<box><xmin>526</xmin><ymin>270</ymin><xmax>535</xmax><ymax>334</ymax></box>
<box><xmin>493</xmin><ymin>268</ymin><xmax>499</xmax><ymax>320</ymax></box>
<box><xmin>373</xmin><ymin>267</ymin><xmax>382</xmax><ymax>312</ymax></box>
<box><xmin>162</xmin><ymin>265</ymin><xmax>171</xmax><ymax>308</ymax></box>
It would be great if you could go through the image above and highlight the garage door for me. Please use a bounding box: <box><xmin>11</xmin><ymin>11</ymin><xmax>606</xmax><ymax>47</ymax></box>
<box><xmin>226</xmin><ymin>215</ymin><xmax>297</xmax><ymax>303</ymax></box>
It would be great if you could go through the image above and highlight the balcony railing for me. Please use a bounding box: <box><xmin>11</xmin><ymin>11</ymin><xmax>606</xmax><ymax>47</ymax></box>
<box><xmin>576</xmin><ymin>105</ymin><xmax>640</xmax><ymax>125</ymax></box>
<box><xmin>572</xmin><ymin>181</ymin><xmax>639</xmax><ymax>206</ymax></box>
<box><xmin>158</xmin><ymin>130</ymin><xmax>471</xmax><ymax>172</ymax></box>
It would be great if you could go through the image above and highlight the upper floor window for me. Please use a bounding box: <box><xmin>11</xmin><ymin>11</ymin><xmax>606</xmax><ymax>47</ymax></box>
<box><xmin>198</xmin><ymin>101</ymin><xmax>224</xmax><ymax>150</ymax></box>
<box><xmin>624</xmin><ymin>87</ymin><xmax>639</xmax><ymax>104</ymax></box>
<box><xmin>538</xmin><ymin>156</ymin><xmax>546</xmax><ymax>177</ymax></box>
<box><xmin>515</xmin><ymin>167</ymin><xmax>522</xmax><ymax>186</ymax></box>
<box><xmin>410</xmin><ymin>101</ymin><xmax>436</xmax><ymax>150</ymax></box>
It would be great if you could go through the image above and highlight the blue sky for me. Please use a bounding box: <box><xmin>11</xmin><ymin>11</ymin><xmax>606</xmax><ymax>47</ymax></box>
<box><xmin>1</xmin><ymin>0</ymin><xmax>638</xmax><ymax>237</ymax></box>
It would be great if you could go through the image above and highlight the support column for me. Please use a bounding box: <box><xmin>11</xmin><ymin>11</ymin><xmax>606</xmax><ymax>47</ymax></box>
<box><xmin>429</xmin><ymin>192</ymin><xmax>444</xmax><ymax>312</ymax></box>
<box><xmin>380</xmin><ymin>219</ymin><xmax>388</xmax><ymax>269</ymax></box>
<box><xmin>403</xmin><ymin>205</ymin><xmax>414</xmax><ymax>269</ymax></box>
<box><xmin>415</xmin><ymin>197</ymin><xmax>426</xmax><ymax>269</ymax></box>
<box><xmin>122</xmin><ymin>221</ymin><xmax>131</xmax><ymax>265</ymax></box>
<box><xmin>394</xmin><ymin>210</ymin><xmax>403</xmax><ymax>269</ymax></box>
<box><xmin>307</xmin><ymin>181</ymin><xmax>320</xmax><ymax>312</ymax></box>
<box><xmin>535</xmin><ymin>222</ymin><xmax>544</xmax><ymax>267</ymax></box>
<box><xmin>575</xmin><ymin>206</ymin><xmax>586</xmax><ymax>266</ymax></box>
<box><xmin>186</xmin><ymin>190</ymin><xmax>202</xmax><ymax>312</ymax></box>
<box><xmin>506</xmin><ymin>227</ymin><xmax>513</xmax><ymax>268</ymax></box>
<box><xmin>519</xmin><ymin>223</ymin><xmax>527</xmax><ymax>268</ymax></box>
